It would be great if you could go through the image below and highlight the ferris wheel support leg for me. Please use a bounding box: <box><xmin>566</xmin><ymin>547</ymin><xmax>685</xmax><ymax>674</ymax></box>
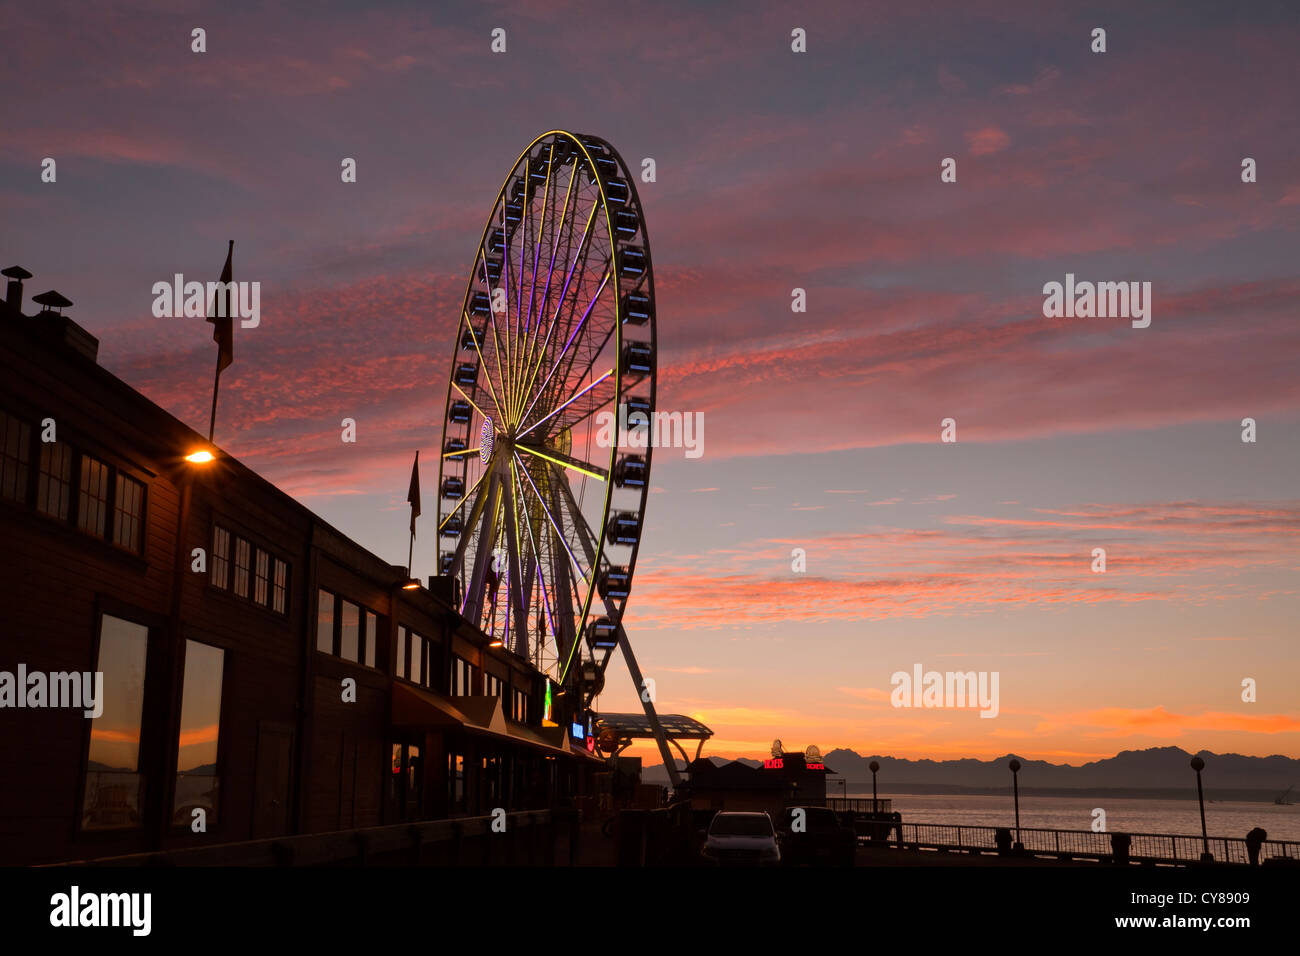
<box><xmin>465</xmin><ymin>469</ymin><xmax>504</xmax><ymax>622</ymax></box>
<box><xmin>499</xmin><ymin>475</ymin><xmax>531</xmax><ymax>657</ymax></box>
<box><xmin>614</xmin><ymin>622</ymin><xmax>682</xmax><ymax>791</ymax></box>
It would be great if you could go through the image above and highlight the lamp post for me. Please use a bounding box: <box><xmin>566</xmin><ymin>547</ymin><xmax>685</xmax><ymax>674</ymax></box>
<box><xmin>1008</xmin><ymin>758</ymin><xmax>1023</xmax><ymax>852</ymax></box>
<box><xmin>869</xmin><ymin>760</ymin><xmax>880</xmax><ymax>815</ymax></box>
<box><xmin>1191</xmin><ymin>756</ymin><xmax>1213</xmax><ymax>862</ymax></box>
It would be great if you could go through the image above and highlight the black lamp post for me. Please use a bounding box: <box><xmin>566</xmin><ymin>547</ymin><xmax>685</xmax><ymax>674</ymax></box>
<box><xmin>869</xmin><ymin>760</ymin><xmax>880</xmax><ymax>814</ymax></box>
<box><xmin>1191</xmin><ymin>756</ymin><xmax>1213</xmax><ymax>862</ymax></box>
<box><xmin>1009</xmin><ymin>758</ymin><xmax>1023</xmax><ymax>852</ymax></box>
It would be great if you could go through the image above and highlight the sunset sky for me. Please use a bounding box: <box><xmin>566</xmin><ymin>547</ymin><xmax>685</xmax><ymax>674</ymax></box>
<box><xmin>5</xmin><ymin>0</ymin><xmax>1298</xmax><ymax>766</ymax></box>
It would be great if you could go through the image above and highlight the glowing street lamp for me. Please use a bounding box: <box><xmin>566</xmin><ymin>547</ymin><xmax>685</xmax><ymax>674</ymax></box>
<box><xmin>184</xmin><ymin>449</ymin><xmax>215</xmax><ymax>464</ymax></box>
<box><xmin>1191</xmin><ymin>756</ymin><xmax>1214</xmax><ymax>862</ymax></box>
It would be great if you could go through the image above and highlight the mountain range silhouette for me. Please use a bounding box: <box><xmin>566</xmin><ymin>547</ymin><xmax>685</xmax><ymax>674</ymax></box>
<box><xmin>644</xmin><ymin>746</ymin><xmax>1300</xmax><ymax>797</ymax></box>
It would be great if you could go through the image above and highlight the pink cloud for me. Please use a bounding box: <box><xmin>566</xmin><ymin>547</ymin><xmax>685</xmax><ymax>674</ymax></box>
<box><xmin>966</xmin><ymin>125</ymin><xmax>1010</xmax><ymax>155</ymax></box>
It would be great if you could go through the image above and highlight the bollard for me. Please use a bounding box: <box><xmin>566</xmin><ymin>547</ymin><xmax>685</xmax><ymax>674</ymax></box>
<box><xmin>995</xmin><ymin>828</ymin><xmax>1012</xmax><ymax>856</ymax></box>
<box><xmin>1110</xmin><ymin>832</ymin><xmax>1131</xmax><ymax>866</ymax></box>
<box><xmin>1245</xmin><ymin>827</ymin><xmax>1267</xmax><ymax>866</ymax></box>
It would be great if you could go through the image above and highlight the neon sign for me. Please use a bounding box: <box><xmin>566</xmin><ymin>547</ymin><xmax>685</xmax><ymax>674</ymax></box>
<box><xmin>763</xmin><ymin>758</ymin><xmax>784</xmax><ymax>769</ymax></box>
<box><xmin>807</xmin><ymin>762</ymin><xmax>825</xmax><ymax>770</ymax></box>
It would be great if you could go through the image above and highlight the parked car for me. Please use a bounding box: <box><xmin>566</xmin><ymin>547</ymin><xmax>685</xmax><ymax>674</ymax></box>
<box><xmin>700</xmin><ymin>811</ymin><xmax>782</xmax><ymax>866</ymax></box>
<box><xmin>776</xmin><ymin>806</ymin><xmax>856</xmax><ymax>866</ymax></box>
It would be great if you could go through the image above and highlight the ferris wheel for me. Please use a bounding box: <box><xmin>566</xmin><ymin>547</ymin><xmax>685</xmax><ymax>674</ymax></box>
<box><xmin>436</xmin><ymin>130</ymin><xmax>657</xmax><ymax>717</ymax></box>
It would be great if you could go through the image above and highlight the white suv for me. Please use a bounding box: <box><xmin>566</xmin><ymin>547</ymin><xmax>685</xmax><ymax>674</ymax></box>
<box><xmin>701</xmin><ymin>811</ymin><xmax>781</xmax><ymax>866</ymax></box>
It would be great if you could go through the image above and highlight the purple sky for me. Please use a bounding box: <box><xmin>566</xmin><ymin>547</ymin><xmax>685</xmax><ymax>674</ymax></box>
<box><xmin>4</xmin><ymin>0</ymin><xmax>1299</xmax><ymax>763</ymax></box>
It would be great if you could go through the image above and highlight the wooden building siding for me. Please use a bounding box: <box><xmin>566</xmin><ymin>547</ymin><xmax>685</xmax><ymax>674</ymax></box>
<box><xmin>0</xmin><ymin>289</ymin><xmax>578</xmax><ymax>866</ymax></box>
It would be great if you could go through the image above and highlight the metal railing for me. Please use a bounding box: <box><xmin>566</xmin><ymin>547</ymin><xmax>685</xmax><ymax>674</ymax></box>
<box><xmin>827</xmin><ymin>797</ymin><xmax>892</xmax><ymax>815</ymax></box>
<box><xmin>874</xmin><ymin>821</ymin><xmax>1300</xmax><ymax>865</ymax></box>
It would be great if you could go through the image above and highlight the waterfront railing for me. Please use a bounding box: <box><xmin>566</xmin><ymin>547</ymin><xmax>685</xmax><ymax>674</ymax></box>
<box><xmin>870</xmin><ymin>821</ymin><xmax>1300</xmax><ymax>865</ymax></box>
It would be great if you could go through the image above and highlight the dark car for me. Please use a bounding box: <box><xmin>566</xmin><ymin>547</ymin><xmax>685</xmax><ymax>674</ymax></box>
<box><xmin>776</xmin><ymin>806</ymin><xmax>856</xmax><ymax>867</ymax></box>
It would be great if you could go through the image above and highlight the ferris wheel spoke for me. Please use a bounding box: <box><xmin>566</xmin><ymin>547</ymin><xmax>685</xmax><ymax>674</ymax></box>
<box><xmin>516</xmin><ymin>144</ymin><xmax>554</xmax><ymax>419</ymax></box>
<box><xmin>515</xmin><ymin>367</ymin><xmax>614</xmax><ymax>442</ymax></box>
<box><xmin>499</xmin><ymin>470</ymin><xmax>531</xmax><ymax>655</ymax></box>
<box><xmin>538</xmin><ymin>329</ymin><xmax>620</xmax><ymax>437</ymax></box>
<box><xmin>459</xmin><ymin>310</ymin><xmax>506</xmax><ymax>420</ymax></box>
<box><xmin>512</xmin><ymin>450</ymin><xmax>590</xmax><ymax>587</ymax></box>
<box><xmin>517</xmin><ymin>270</ymin><xmax>611</xmax><ymax>431</ymax></box>
<box><xmin>518</xmin><ymin>158</ymin><xmax>580</xmax><ymax>424</ymax></box>
<box><xmin>515</xmin><ymin>442</ymin><xmax>608</xmax><ymax>482</ymax></box>
<box><xmin>553</xmin><ymin>466</ymin><xmax>604</xmax><ymax>569</ymax></box>
<box><xmin>476</xmin><ymin>255</ymin><xmax>511</xmax><ymax>417</ymax></box>
<box><xmin>494</xmin><ymin>195</ymin><xmax>515</xmax><ymax>418</ymax></box>
<box><xmin>450</xmin><ymin>381</ymin><xmax>492</xmax><ymax>424</ymax></box>
<box><xmin>515</xmin><ymin>199</ymin><xmax>599</xmax><ymax>429</ymax></box>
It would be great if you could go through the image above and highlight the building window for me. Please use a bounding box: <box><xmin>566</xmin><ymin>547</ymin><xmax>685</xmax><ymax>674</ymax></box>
<box><xmin>272</xmin><ymin>559</ymin><xmax>288</xmax><ymax>614</ymax></box>
<box><xmin>113</xmin><ymin>474</ymin><xmax>145</xmax><ymax>552</ymax></box>
<box><xmin>316</xmin><ymin>589</ymin><xmax>335</xmax><ymax>653</ymax></box>
<box><xmin>485</xmin><ymin>673</ymin><xmax>502</xmax><ymax>698</ymax></box>
<box><xmin>425</xmin><ymin>640</ymin><xmax>441</xmax><ymax>690</ymax></box>
<box><xmin>82</xmin><ymin>614</ymin><xmax>149</xmax><ymax>831</ymax></box>
<box><xmin>0</xmin><ymin>411</ymin><xmax>30</xmax><ymax>502</ymax></box>
<box><xmin>77</xmin><ymin>455</ymin><xmax>111</xmax><ymax>538</ymax></box>
<box><xmin>211</xmin><ymin>526</ymin><xmax>230</xmax><ymax>589</ymax></box>
<box><xmin>364</xmin><ymin>610</ymin><xmax>378</xmax><ymax>668</ymax></box>
<box><xmin>404</xmin><ymin>744</ymin><xmax>422</xmax><ymax>817</ymax></box>
<box><xmin>410</xmin><ymin>630</ymin><xmax>423</xmax><ymax>685</ymax></box>
<box><xmin>211</xmin><ymin>525</ymin><xmax>287</xmax><ymax>613</ymax></box>
<box><xmin>449</xmin><ymin>753</ymin><xmax>465</xmax><ymax>814</ymax></box>
<box><xmin>174</xmin><ymin>640</ymin><xmax>224</xmax><ymax>827</ymax></box>
<box><xmin>512</xmin><ymin>688</ymin><xmax>528</xmax><ymax>722</ymax></box>
<box><xmin>233</xmin><ymin>537</ymin><xmax>251</xmax><ymax>598</ymax></box>
<box><xmin>339</xmin><ymin>601</ymin><xmax>360</xmax><ymax>662</ymax></box>
<box><xmin>254</xmin><ymin>549</ymin><xmax>270</xmax><ymax>606</ymax></box>
<box><xmin>452</xmin><ymin>656</ymin><xmax>474</xmax><ymax>696</ymax></box>
<box><xmin>396</xmin><ymin>626</ymin><xmax>407</xmax><ymax>679</ymax></box>
<box><xmin>36</xmin><ymin>440</ymin><xmax>72</xmax><ymax>520</ymax></box>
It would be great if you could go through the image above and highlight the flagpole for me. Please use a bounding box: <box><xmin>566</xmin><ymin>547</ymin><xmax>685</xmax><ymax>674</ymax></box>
<box><xmin>208</xmin><ymin>352</ymin><xmax>222</xmax><ymax>442</ymax></box>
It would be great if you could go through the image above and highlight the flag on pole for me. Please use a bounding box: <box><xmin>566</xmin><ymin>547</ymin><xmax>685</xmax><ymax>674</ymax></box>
<box><xmin>407</xmin><ymin>450</ymin><xmax>421</xmax><ymax>536</ymax></box>
<box><xmin>207</xmin><ymin>240</ymin><xmax>234</xmax><ymax>372</ymax></box>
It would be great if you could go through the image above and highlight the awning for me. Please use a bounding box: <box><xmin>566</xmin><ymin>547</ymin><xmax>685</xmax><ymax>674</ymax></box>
<box><xmin>391</xmin><ymin>681</ymin><xmax>583</xmax><ymax>759</ymax></box>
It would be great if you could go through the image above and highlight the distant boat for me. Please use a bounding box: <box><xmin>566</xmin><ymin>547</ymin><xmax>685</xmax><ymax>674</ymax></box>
<box><xmin>1275</xmin><ymin>785</ymin><xmax>1294</xmax><ymax>806</ymax></box>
